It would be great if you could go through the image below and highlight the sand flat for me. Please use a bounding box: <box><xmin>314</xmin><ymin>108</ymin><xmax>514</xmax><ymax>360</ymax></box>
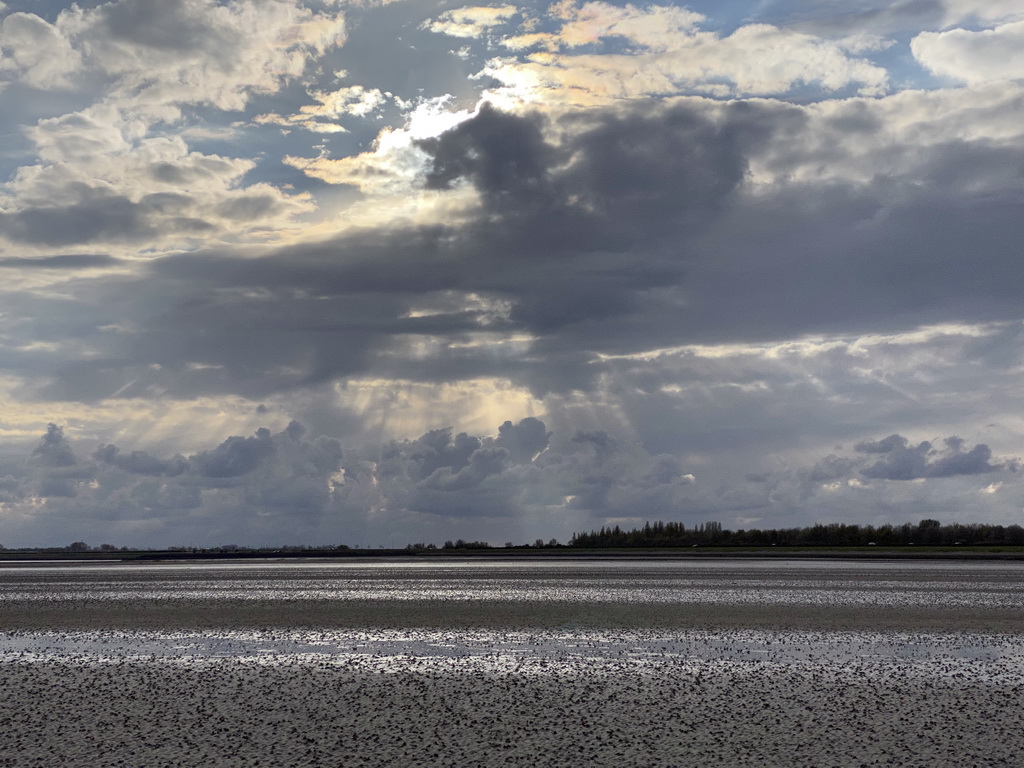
<box><xmin>2</xmin><ymin>559</ymin><xmax>1023</xmax><ymax>766</ymax></box>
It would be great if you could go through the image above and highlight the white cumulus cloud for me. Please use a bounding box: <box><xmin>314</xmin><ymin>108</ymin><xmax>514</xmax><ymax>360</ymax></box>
<box><xmin>912</xmin><ymin>21</ymin><xmax>1024</xmax><ymax>84</ymax></box>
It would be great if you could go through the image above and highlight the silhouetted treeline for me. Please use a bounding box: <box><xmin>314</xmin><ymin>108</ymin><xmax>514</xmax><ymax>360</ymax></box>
<box><xmin>442</xmin><ymin>539</ymin><xmax>492</xmax><ymax>550</ymax></box>
<box><xmin>569</xmin><ymin>519</ymin><xmax>1024</xmax><ymax>548</ymax></box>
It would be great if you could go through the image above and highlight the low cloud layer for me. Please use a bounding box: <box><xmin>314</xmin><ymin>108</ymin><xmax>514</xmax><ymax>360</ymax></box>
<box><xmin>2</xmin><ymin>418</ymin><xmax>1018</xmax><ymax>548</ymax></box>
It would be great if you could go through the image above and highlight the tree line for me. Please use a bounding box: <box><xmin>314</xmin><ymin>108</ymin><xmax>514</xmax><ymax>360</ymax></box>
<box><xmin>569</xmin><ymin>519</ymin><xmax>1024</xmax><ymax>548</ymax></box>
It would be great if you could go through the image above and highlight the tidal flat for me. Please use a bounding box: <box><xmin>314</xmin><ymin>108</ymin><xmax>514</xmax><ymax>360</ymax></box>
<box><xmin>2</xmin><ymin>559</ymin><xmax>1022</xmax><ymax>767</ymax></box>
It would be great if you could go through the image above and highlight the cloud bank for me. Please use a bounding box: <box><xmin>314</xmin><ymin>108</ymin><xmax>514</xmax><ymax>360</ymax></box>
<box><xmin>2</xmin><ymin>418</ymin><xmax>1017</xmax><ymax>548</ymax></box>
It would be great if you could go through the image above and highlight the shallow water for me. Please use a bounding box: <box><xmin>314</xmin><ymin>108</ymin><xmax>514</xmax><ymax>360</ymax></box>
<box><xmin>3</xmin><ymin>626</ymin><xmax>1023</xmax><ymax>672</ymax></box>
<box><xmin>4</xmin><ymin>557</ymin><xmax>1024</xmax><ymax>608</ymax></box>
<box><xmin>3</xmin><ymin>557</ymin><xmax>1023</xmax><ymax>674</ymax></box>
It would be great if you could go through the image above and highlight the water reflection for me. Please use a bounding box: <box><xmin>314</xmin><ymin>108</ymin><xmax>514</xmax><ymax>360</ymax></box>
<box><xmin>3</xmin><ymin>558</ymin><xmax>1024</xmax><ymax>609</ymax></box>
<box><xmin>3</xmin><ymin>626</ymin><xmax>1023</xmax><ymax>675</ymax></box>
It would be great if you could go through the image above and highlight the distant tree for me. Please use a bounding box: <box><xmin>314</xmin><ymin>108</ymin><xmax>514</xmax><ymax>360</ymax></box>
<box><xmin>441</xmin><ymin>539</ymin><xmax>490</xmax><ymax>550</ymax></box>
<box><xmin>67</xmin><ymin>541</ymin><xmax>90</xmax><ymax>552</ymax></box>
<box><xmin>570</xmin><ymin>517</ymin><xmax>1024</xmax><ymax>549</ymax></box>
<box><xmin>918</xmin><ymin>518</ymin><xmax>943</xmax><ymax>545</ymax></box>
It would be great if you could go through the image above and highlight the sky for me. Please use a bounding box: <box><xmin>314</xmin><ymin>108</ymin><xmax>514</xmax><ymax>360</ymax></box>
<box><xmin>1</xmin><ymin>0</ymin><xmax>1023</xmax><ymax>548</ymax></box>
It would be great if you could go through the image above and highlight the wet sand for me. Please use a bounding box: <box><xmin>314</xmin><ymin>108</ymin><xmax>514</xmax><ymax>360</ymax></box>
<box><xmin>3</xmin><ymin>596</ymin><xmax>1024</xmax><ymax>633</ymax></box>
<box><xmin>2</xmin><ymin>560</ymin><xmax>1023</xmax><ymax>766</ymax></box>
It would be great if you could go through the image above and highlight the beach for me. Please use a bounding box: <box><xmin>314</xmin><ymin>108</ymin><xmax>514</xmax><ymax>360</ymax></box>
<box><xmin>2</xmin><ymin>559</ymin><xmax>1022</xmax><ymax>766</ymax></box>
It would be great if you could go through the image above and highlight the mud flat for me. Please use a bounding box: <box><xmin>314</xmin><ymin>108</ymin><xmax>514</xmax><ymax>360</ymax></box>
<box><xmin>2</xmin><ymin>559</ymin><xmax>1023</xmax><ymax>766</ymax></box>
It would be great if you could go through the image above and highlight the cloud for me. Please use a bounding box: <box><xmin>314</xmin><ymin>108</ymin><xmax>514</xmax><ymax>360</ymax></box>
<box><xmin>856</xmin><ymin>433</ymin><xmax>1011</xmax><ymax>479</ymax></box>
<box><xmin>780</xmin><ymin>0</ymin><xmax>1023</xmax><ymax>39</ymax></box>
<box><xmin>938</xmin><ymin>0</ymin><xmax>1024</xmax><ymax>27</ymax></box>
<box><xmin>26</xmin><ymin>424</ymin><xmax>94</xmax><ymax>498</ymax></box>
<box><xmin>470</xmin><ymin>1</ymin><xmax>889</xmax><ymax>104</ymax></box>
<box><xmin>30</xmin><ymin>424</ymin><xmax>76</xmax><ymax>468</ymax></box>
<box><xmin>12</xmin><ymin>85</ymin><xmax>1023</xmax><ymax>410</ymax></box>
<box><xmin>549</xmin><ymin>0</ymin><xmax>704</xmax><ymax>49</ymax></box>
<box><xmin>189</xmin><ymin>427</ymin><xmax>279</xmax><ymax>478</ymax></box>
<box><xmin>357</xmin><ymin>416</ymin><xmax>700</xmax><ymax>524</ymax></box>
<box><xmin>59</xmin><ymin>0</ymin><xmax>346</xmax><ymax>116</ymax></box>
<box><xmin>3</xmin><ymin>0</ymin><xmax>1024</xmax><ymax>549</ymax></box>
<box><xmin>283</xmin><ymin>95</ymin><xmax>478</xmax><ymax>198</ymax></box>
<box><xmin>912</xmin><ymin>21</ymin><xmax>1024</xmax><ymax>83</ymax></box>
<box><xmin>3</xmin><ymin>403</ymin><xmax>1023</xmax><ymax>547</ymax></box>
<box><xmin>7</xmin><ymin>421</ymin><xmax>346</xmax><ymax>544</ymax></box>
<box><xmin>418</xmin><ymin>102</ymin><xmax>556</xmax><ymax>202</ymax></box>
<box><xmin>0</xmin><ymin>0</ymin><xmax>341</xmax><ymax>255</ymax></box>
<box><xmin>254</xmin><ymin>84</ymin><xmax>389</xmax><ymax>133</ymax></box>
<box><xmin>0</xmin><ymin>193</ymin><xmax>157</xmax><ymax>246</ymax></box>
<box><xmin>93</xmin><ymin>444</ymin><xmax>188</xmax><ymax>476</ymax></box>
<box><xmin>0</xmin><ymin>128</ymin><xmax>313</xmax><ymax>251</ymax></box>
<box><xmin>495</xmin><ymin>416</ymin><xmax>551</xmax><ymax>463</ymax></box>
<box><xmin>0</xmin><ymin>12</ymin><xmax>81</xmax><ymax>88</ymax></box>
<box><xmin>3</xmin><ymin>98</ymin><xmax>750</xmax><ymax>401</ymax></box>
<box><xmin>423</xmin><ymin>5</ymin><xmax>518</xmax><ymax>38</ymax></box>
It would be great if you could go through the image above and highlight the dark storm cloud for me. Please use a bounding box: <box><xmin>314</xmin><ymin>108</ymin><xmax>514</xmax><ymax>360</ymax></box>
<box><xmin>27</xmin><ymin>424</ymin><xmax>95</xmax><ymax>498</ymax></box>
<box><xmin>322</xmin><ymin>416</ymin><xmax>687</xmax><ymax>523</ymax></box>
<box><xmin>30</xmin><ymin>423</ymin><xmax>76</xmax><ymax>468</ymax></box>
<box><xmin>418</xmin><ymin>446</ymin><xmax>511</xmax><ymax>492</ymax></box>
<box><xmin>419</xmin><ymin>103</ymin><xmax>555</xmax><ymax>202</ymax></box>
<box><xmin>553</xmin><ymin>431</ymin><xmax>696</xmax><ymax>518</ymax></box>
<box><xmin>93</xmin><ymin>444</ymin><xmax>188</xmax><ymax>476</ymax></box>
<box><xmin>495</xmin><ymin>417</ymin><xmax>550</xmax><ymax>463</ymax></box>
<box><xmin>87</xmin><ymin>99</ymin><xmax>755</xmax><ymax>400</ymax></box>
<box><xmin>16</xmin><ymin>95</ymin><xmax>1024</xmax><ymax>406</ymax></box>
<box><xmin>366</xmin><ymin>417</ymin><xmax>695</xmax><ymax>521</ymax></box>
<box><xmin>190</xmin><ymin>427</ymin><xmax>277</xmax><ymax>478</ymax></box>
<box><xmin>399</xmin><ymin>427</ymin><xmax>482</xmax><ymax>481</ymax></box>
<box><xmin>856</xmin><ymin>434</ymin><xmax>1010</xmax><ymax>480</ymax></box>
<box><xmin>7</xmin><ymin>413</ymin><xmax>1022</xmax><ymax>547</ymax></box>
<box><xmin>0</xmin><ymin>187</ymin><xmax>253</xmax><ymax>248</ymax></box>
<box><xmin>9</xmin><ymin>419</ymin><xmax>551</xmax><ymax>537</ymax></box>
<box><xmin>9</xmin><ymin>421</ymin><xmax>347</xmax><ymax>544</ymax></box>
<box><xmin>571</xmin><ymin>430</ymin><xmax>615</xmax><ymax>457</ymax></box>
<box><xmin>0</xmin><ymin>194</ymin><xmax>155</xmax><ymax>245</ymax></box>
